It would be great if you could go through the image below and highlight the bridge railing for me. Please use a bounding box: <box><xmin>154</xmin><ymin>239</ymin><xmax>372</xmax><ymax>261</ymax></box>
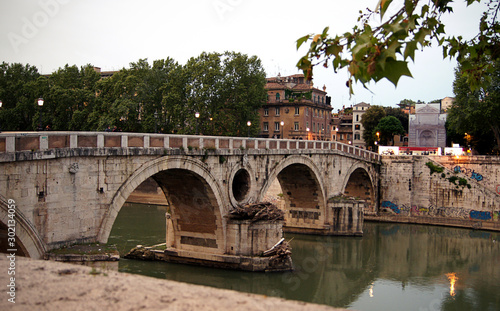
<box><xmin>0</xmin><ymin>131</ymin><xmax>380</xmax><ymax>162</ymax></box>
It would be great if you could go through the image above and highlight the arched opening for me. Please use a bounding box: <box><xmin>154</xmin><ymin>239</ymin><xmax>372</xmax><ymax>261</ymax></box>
<box><xmin>152</xmin><ymin>169</ymin><xmax>222</xmax><ymax>252</ymax></box>
<box><xmin>273</xmin><ymin>163</ymin><xmax>326</xmax><ymax>230</ymax></box>
<box><xmin>344</xmin><ymin>168</ymin><xmax>375</xmax><ymax>213</ymax></box>
<box><xmin>102</xmin><ymin>158</ymin><xmax>226</xmax><ymax>257</ymax></box>
<box><xmin>0</xmin><ymin>222</ymin><xmax>28</xmax><ymax>256</ymax></box>
<box><xmin>232</xmin><ymin>169</ymin><xmax>250</xmax><ymax>202</ymax></box>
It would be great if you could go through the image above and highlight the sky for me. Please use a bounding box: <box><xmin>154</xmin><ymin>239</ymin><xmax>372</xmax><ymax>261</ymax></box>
<box><xmin>0</xmin><ymin>0</ymin><xmax>488</xmax><ymax>112</ymax></box>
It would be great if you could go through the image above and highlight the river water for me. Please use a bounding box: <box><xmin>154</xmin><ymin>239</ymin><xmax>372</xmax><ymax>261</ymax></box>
<box><xmin>108</xmin><ymin>203</ymin><xmax>500</xmax><ymax>311</ymax></box>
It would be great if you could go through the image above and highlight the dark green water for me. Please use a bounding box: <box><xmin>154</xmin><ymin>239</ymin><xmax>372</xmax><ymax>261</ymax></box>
<box><xmin>108</xmin><ymin>203</ymin><xmax>500</xmax><ymax>311</ymax></box>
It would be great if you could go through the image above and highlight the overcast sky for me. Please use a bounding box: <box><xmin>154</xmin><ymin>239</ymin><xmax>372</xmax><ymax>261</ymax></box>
<box><xmin>0</xmin><ymin>0</ymin><xmax>487</xmax><ymax>112</ymax></box>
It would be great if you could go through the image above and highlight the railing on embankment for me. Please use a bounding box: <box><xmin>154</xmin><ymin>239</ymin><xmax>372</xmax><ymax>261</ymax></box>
<box><xmin>0</xmin><ymin>131</ymin><xmax>380</xmax><ymax>162</ymax></box>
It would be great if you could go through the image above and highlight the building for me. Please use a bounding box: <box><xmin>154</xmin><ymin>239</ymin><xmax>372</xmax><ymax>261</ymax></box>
<box><xmin>440</xmin><ymin>96</ymin><xmax>455</xmax><ymax>112</ymax></box>
<box><xmin>259</xmin><ymin>74</ymin><xmax>332</xmax><ymax>140</ymax></box>
<box><xmin>408</xmin><ymin>103</ymin><xmax>447</xmax><ymax>149</ymax></box>
<box><xmin>352</xmin><ymin>102</ymin><xmax>371</xmax><ymax>148</ymax></box>
<box><xmin>331</xmin><ymin>112</ymin><xmax>353</xmax><ymax>145</ymax></box>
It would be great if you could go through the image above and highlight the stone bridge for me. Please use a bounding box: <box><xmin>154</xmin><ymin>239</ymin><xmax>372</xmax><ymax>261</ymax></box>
<box><xmin>0</xmin><ymin>132</ymin><xmax>380</xmax><ymax>268</ymax></box>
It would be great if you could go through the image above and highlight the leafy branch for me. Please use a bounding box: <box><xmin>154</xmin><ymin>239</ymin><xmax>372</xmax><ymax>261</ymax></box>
<box><xmin>297</xmin><ymin>0</ymin><xmax>498</xmax><ymax>96</ymax></box>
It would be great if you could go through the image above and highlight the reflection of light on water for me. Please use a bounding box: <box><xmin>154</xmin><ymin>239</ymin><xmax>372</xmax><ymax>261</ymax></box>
<box><xmin>446</xmin><ymin>273</ymin><xmax>458</xmax><ymax>297</ymax></box>
<box><xmin>369</xmin><ymin>284</ymin><xmax>374</xmax><ymax>298</ymax></box>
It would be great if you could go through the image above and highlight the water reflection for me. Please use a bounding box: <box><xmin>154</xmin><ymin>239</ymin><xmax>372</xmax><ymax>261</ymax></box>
<box><xmin>109</xmin><ymin>203</ymin><xmax>500</xmax><ymax>311</ymax></box>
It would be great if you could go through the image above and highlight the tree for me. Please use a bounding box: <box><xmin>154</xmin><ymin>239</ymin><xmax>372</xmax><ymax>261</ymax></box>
<box><xmin>182</xmin><ymin>52</ymin><xmax>267</xmax><ymax>136</ymax></box>
<box><xmin>385</xmin><ymin>106</ymin><xmax>409</xmax><ymax>133</ymax></box>
<box><xmin>374</xmin><ymin>115</ymin><xmax>406</xmax><ymax>145</ymax></box>
<box><xmin>448</xmin><ymin>60</ymin><xmax>500</xmax><ymax>153</ymax></box>
<box><xmin>296</xmin><ymin>0</ymin><xmax>500</xmax><ymax>95</ymax></box>
<box><xmin>360</xmin><ymin>105</ymin><xmax>386</xmax><ymax>146</ymax></box>
<box><xmin>0</xmin><ymin>62</ymin><xmax>41</xmax><ymax>131</ymax></box>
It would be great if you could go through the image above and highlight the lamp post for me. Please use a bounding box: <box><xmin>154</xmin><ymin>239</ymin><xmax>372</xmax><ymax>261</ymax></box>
<box><xmin>154</xmin><ymin>111</ymin><xmax>158</xmax><ymax>133</ymax></box>
<box><xmin>306</xmin><ymin>127</ymin><xmax>310</xmax><ymax>140</ymax></box>
<box><xmin>37</xmin><ymin>98</ymin><xmax>44</xmax><ymax>131</ymax></box>
<box><xmin>195</xmin><ymin>112</ymin><xmax>200</xmax><ymax>135</ymax></box>
<box><xmin>247</xmin><ymin>121</ymin><xmax>251</xmax><ymax>137</ymax></box>
<box><xmin>280</xmin><ymin>121</ymin><xmax>284</xmax><ymax>139</ymax></box>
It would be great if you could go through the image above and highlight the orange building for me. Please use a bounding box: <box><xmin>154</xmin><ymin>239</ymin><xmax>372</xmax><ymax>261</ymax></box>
<box><xmin>259</xmin><ymin>74</ymin><xmax>332</xmax><ymax>140</ymax></box>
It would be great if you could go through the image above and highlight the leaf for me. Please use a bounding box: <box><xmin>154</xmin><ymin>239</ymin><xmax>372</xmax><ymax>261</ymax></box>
<box><xmin>296</xmin><ymin>35</ymin><xmax>310</xmax><ymax>49</ymax></box>
<box><xmin>379</xmin><ymin>0</ymin><xmax>393</xmax><ymax>20</ymax></box>
<box><xmin>313</xmin><ymin>34</ymin><xmax>321</xmax><ymax>43</ymax></box>
<box><xmin>404</xmin><ymin>41</ymin><xmax>417</xmax><ymax>61</ymax></box>
<box><xmin>380</xmin><ymin>59</ymin><xmax>413</xmax><ymax>86</ymax></box>
<box><xmin>405</xmin><ymin>0</ymin><xmax>415</xmax><ymax>15</ymax></box>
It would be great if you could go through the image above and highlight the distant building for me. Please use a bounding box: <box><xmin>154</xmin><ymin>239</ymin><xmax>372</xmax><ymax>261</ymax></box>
<box><xmin>408</xmin><ymin>103</ymin><xmax>447</xmax><ymax>149</ymax></box>
<box><xmin>259</xmin><ymin>74</ymin><xmax>332</xmax><ymax>140</ymax></box>
<box><xmin>93</xmin><ymin>67</ymin><xmax>117</xmax><ymax>79</ymax></box>
<box><xmin>352</xmin><ymin>102</ymin><xmax>370</xmax><ymax>148</ymax></box>
<box><xmin>332</xmin><ymin>112</ymin><xmax>353</xmax><ymax>145</ymax></box>
<box><xmin>440</xmin><ymin>97</ymin><xmax>455</xmax><ymax>112</ymax></box>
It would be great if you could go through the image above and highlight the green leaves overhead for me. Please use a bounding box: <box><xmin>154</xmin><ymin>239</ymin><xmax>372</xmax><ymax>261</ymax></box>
<box><xmin>296</xmin><ymin>0</ymin><xmax>494</xmax><ymax>96</ymax></box>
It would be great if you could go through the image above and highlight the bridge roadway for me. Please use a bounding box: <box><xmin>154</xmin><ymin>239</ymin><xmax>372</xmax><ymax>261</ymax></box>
<box><xmin>0</xmin><ymin>132</ymin><xmax>380</xmax><ymax>269</ymax></box>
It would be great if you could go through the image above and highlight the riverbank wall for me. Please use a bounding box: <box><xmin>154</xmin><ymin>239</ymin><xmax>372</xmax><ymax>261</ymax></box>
<box><xmin>374</xmin><ymin>155</ymin><xmax>500</xmax><ymax>231</ymax></box>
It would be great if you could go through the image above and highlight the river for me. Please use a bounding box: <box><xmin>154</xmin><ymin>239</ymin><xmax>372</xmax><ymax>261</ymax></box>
<box><xmin>108</xmin><ymin>203</ymin><xmax>500</xmax><ymax>311</ymax></box>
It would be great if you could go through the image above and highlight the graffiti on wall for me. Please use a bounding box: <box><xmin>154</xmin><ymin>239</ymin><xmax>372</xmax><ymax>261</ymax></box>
<box><xmin>452</xmin><ymin>166</ymin><xmax>484</xmax><ymax>181</ymax></box>
<box><xmin>381</xmin><ymin>201</ymin><xmax>499</xmax><ymax>221</ymax></box>
<box><xmin>469</xmin><ymin>210</ymin><xmax>492</xmax><ymax>221</ymax></box>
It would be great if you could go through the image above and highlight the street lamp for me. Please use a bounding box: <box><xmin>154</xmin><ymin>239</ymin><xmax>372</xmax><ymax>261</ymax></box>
<box><xmin>154</xmin><ymin>111</ymin><xmax>158</xmax><ymax>133</ymax></box>
<box><xmin>37</xmin><ymin>98</ymin><xmax>44</xmax><ymax>131</ymax></box>
<box><xmin>195</xmin><ymin>112</ymin><xmax>200</xmax><ymax>135</ymax></box>
<box><xmin>280</xmin><ymin>121</ymin><xmax>284</xmax><ymax>139</ymax></box>
<box><xmin>306</xmin><ymin>127</ymin><xmax>310</xmax><ymax>140</ymax></box>
<box><xmin>247</xmin><ymin>121</ymin><xmax>251</xmax><ymax>137</ymax></box>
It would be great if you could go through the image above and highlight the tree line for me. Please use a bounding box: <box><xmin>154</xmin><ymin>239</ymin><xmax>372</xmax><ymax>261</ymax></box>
<box><xmin>0</xmin><ymin>51</ymin><xmax>267</xmax><ymax>136</ymax></box>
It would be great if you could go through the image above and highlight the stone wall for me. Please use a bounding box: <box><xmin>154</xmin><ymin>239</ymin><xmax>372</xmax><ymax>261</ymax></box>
<box><xmin>379</xmin><ymin>156</ymin><xmax>500</xmax><ymax>229</ymax></box>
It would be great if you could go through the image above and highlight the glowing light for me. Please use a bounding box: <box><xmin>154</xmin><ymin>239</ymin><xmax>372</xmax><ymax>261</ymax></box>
<box><xmin>369</xmin><ymin>284</ymin><xmax>374</xmax><ymax>298</ymax></box>
<box><xmin>446</xmin><ymin>273</ymin><xmax>458</xmax><ymax>297</ymax></box>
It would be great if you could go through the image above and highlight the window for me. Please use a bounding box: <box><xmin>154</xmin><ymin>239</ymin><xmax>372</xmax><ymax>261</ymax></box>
<box><xmin>295</xmin><ymin>107</ymin><xmax>300</xmax><ymax>115</ymax></box>
<box><xmin>275</xmin><ymin>107</ymin><xmax>280</xmax><ymax>116</ymax></box>
<box><xmin>355</xmin><ymin>124</ymin><xmax>360</xmax><ymax>130</ymax></box>
<box><xmin>354</xmin><ymin>133</ymin><xmax>360</xmax><ymax>140</ymax></box>
<box><xmin>313</xmin><ymin>123</ymin><xmax>316</xmax><ymax>133</ymax></box>
<box><xmin>263</xmin><ymin>122</ymin><xmax>269</xmax><ymax>132</ymax></box>
<box><xmin>313</xmin><ymin>95</ymin><xmax>316</xmax><ymax>103</ymax></box>
<box><xmin>276</xmin><ymin>93</ymin><xmax>280</xmax><ymax>101</ymax></box>
<box><xmin>305</xmin><ymin>107</ymin><xmax>309</xmax><ymax>116</ymax></box>
<box><xmin>306</xmin><ymin>121</ymin><xmax>309</xmax><ymax>129</ymax></box>
<box><xmin>274</xmin><ymin>122</ymin><xmax>280</xmax><ymax>132</ymax></box>
<box><xmin>339</xmin><ymin>134</ymin><xmax>344</xmax><ymax>140</ymax></box>
<box><xmin>264</xmin><ymin>108</ymin><xmax>269</xmax><ymax>116</ymax></box>
<box><xmin>356</xmin><ymin>115</ymin><xmax>359</xmax><ymax>122</ymax></box>
<box><xmin>294</xmin><ymin>122</ymin><xmax>299</xmax><ymax>131</ymax></box>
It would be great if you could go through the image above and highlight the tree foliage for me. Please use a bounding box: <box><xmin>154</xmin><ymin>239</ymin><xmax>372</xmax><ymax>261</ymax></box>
<box><xmin>297</xmin><ymin>0</ymin><xmax>500</xmax><ymax>95</ymax></box>
<box><xmin>361</xmin><ymin>105</ymin><xmax>386</xmax><ymax>146</ymax></box>
<box><xmin>448</xmin><ymin>60</ymin><xmax>500</xmax><ymax>153</ymax></box>
<box><xmin>0</xmin><ymin>52</ymin><xmax>267</xmax><ymax>136</ymax></box>
<box><xmin>374</xmin><ymin>115</ymin><xmax>406</xmax><ymax>145</ymax></box>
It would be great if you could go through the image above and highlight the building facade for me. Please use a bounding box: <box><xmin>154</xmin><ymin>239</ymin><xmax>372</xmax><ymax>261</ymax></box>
<box><xmin>259</xmin><ymin>74</ymin><xmax>332</xmax><ymax>140</ymax></box>
<box><xmin>352</xmin><ymin>102</ymin><xmax>371</xmax><ymax>148</ymax></box>
<box><xmin>408</xmin><ymin>103</ymin><xmax>447</xmax><ymax>149</ymax></box>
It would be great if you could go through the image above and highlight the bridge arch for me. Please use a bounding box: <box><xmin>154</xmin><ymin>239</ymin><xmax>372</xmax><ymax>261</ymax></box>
<box><xmin>0</xmin><ymin>196</ymin><xmax>46</xmax><ymax>259</ymax></box>
<box><xmin>341</xmin><ymin>162</ymin><xmax>377</xmax><ymax>212</ymax></box>
<box><xmin>260</xmin><ymin>155</ymin><xmax>327</xmax><ymax>229</ymax></box>
<box><xmin>98</xmin><ymin>156</ymin><xmax>227</xmax><ymax>253</ymax></box>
